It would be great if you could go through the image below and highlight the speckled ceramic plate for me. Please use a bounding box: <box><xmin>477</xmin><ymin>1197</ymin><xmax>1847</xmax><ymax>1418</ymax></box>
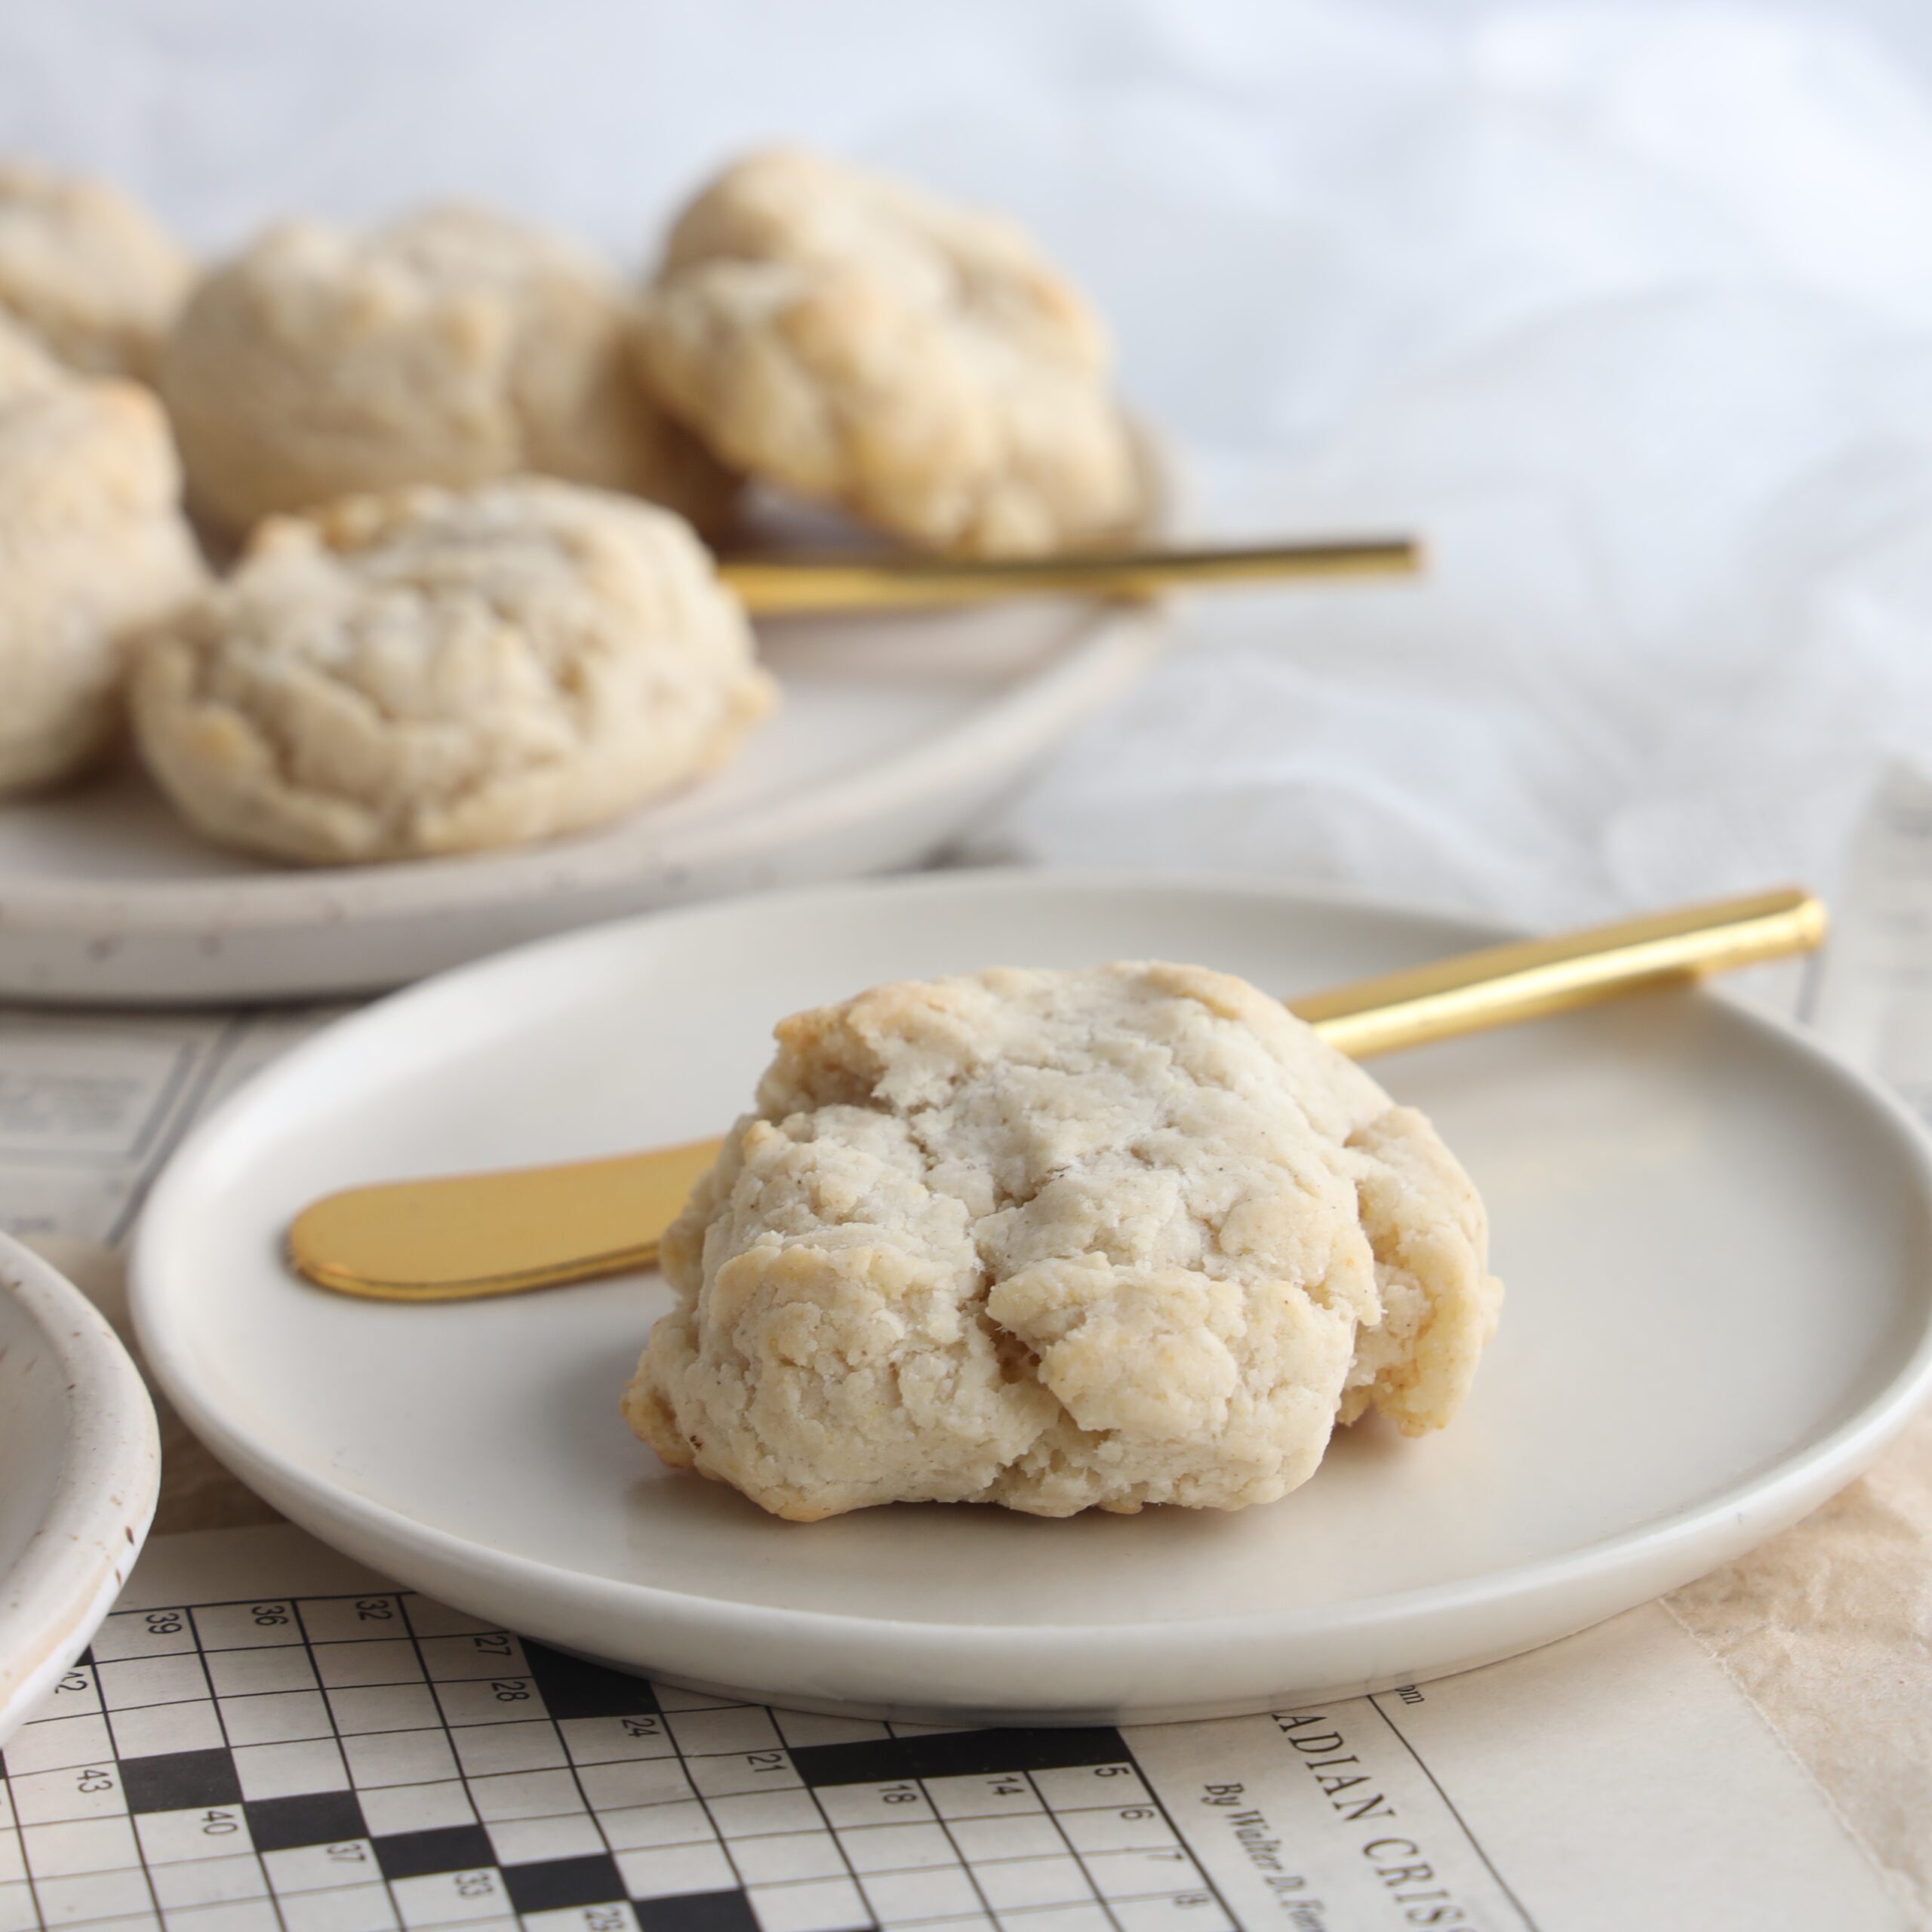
<box><xmin>0</xmin><ymin>1233</ymin><xmax>161</xmax><ymax>1748</ymax></box>
<box><xmin>130</xmin><ymin>872</ymin><xmax>1932</xmax><ymax>1724</ymax></box>
<box><xmin>0</xmin><ymin>598</ymin><xmax>1162</xmax><ymax>1007</ymax></box>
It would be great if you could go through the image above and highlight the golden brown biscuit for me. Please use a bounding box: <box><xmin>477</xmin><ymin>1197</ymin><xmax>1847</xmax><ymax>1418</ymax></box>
<box><xmin>0</xmin><ymin>159</ymin><xmax>192</xmax><ymax>380</ymax></box>
<box><xmin>131</xmin><ymin>478</ymin><xmax>775</xmax><ymax>863</ymax></box>
<box><xmin>635</xmin><ymin>149</ymin><xmax>1143</xmax><ymax>556</ymax></box>
<box><xmin>626</xmin><ymin>961</ymin><xmax>1501</xmax><ymax>1518</ymax></box>
<box><xmin>162</xmin><ymin>206</ymin><xmax>737</xmax><ymax>537</ymax></box>
<box><xmin>0</xmin><ymin>330</ymin><xmax>205</xmax><ymax>794</ymax></box>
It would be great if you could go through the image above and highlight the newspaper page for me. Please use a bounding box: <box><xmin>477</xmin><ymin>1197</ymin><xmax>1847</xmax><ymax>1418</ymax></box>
<box><xmin>2</xmin><ymin>875</ymin><xmax>1924</xmax><ymax>1932</ymax></box>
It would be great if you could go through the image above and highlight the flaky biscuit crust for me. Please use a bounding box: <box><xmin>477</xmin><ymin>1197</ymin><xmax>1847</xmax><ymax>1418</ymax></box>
<box><xmin>161</xmin><ymin>206</ymin><xmax>737</xmax><ymax>537</ymax></box>
<box><xmin>626</xmin><ymin>961</ymin><xmax>1502</xmax><ymax>1519</ymax></box>
<box><xmin>128</xmin><ymin>477</ymin><xmax>775</xmax><ymax>864</ymax></box>
<box><xmin>0</xmin><ymin>160</ymin><xmax>192</xmax><ymax>380</ymax></box>
<box><xmin>633</xmin><ymin>149</ymin><xmax>1144</xmax><ymax>556</ymax></box>
<box><xmin>0</xmin><ymin>332</ymin><xmax>206</xmax><ymax>793</ymax></box>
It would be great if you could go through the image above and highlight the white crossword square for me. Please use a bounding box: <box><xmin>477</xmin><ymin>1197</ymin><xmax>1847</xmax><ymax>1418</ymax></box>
<box><xmin>1032</xmin><ymin>1764</ymin><xmax>1151</xmax><ymax>1810</ymax></box>
<box><xmin>232</xmin><ymin>1740</ymin><xmax>350</xmax><ymax>1801</ymax></box>
<box><xmin>3</xmin><ymin>1716</ymin><xmax>117</xmax><ymax>1778</ymax></box>
<box><xmin>481</xmin><ymin>1814</ymin><xmax>605</xmax><ymax>1866</ymax></box>
<box><xmin>460</xmin><ymin>1770</ymin><xmax>581</xmax><ymax>1824</ymax></box>
<box><xmin>30</xmin><ymin>1868</ymin><xmax>154</xmax><ymax>1926</ymax></box>
<box><xmin>206</xmin><ymin>1650</ymin><xmax>319</xmax><ymax>1700</ymax></box>
<box><xmin>1057</xmin><ymin>1805</ymin><xmax>1180</xmax><ymax>1855</ymax></box>
<box><xmin>275</xmin><ymin>1883</ymin><xmax>401</xmax><ymax>1932</ymax></box>
<box><xmin>571</xmin><ymin>1759</ymin><xmax>694</xmax><ymax>1814</ymax></box>
<box><xmin>20</xmin><ymin>1815</ymin><xmax>140</xmax><ymax>1879</ymax></box>
<box><xmin>8</xmin><ymin>1762</ymin><xmax>124</xmax><ymax>1827</ymax></box>
<box><xmin>219</xmin><ymin>1690</ymin><xmax>334</xmax><ymax>1749</ymax></box>
<box><xmin>703</xmin><ymin>1789</ymin><xmax>823</xmax><ymax>1840</ymax></box>
<box><xmin>1084</xmin><ymin>1846</ymin><xmax>1207</xmax><ymax>1900</ymax></box>
<box><xmin>147</xmin><ymin>1853</ymin><xmax>271</xmax><ymax>1910</ymax></box>
<box><xmin>95</xmin><ymin>1655</ymin><xmax>210</xmax><ymax>1712</ymax></box>
<box><xmin>342</xmin><ymin>1730</ymin><xmax>458</xmax><ymax>1791</ymax></box>
<box><xmin>859</xmin><ymin>1864</ymin><xmax>983</xmax><ymax>1923</ymax></box>
<box><xmin>594</xmin><ymin>1802</ymin><xmax>713</xmax><ymax>1854</ymax></box>
<box><xmin>0</xmin><ymin>1881</ymin><xmax>39</xmax><ymax>1932</ymax></box>
<box><xmin>161</xmin><ymin>1897</ymin><xmax>285</xmax><ymax>1932</ymax></box>
<box><xmin>135</xmin><ymin>1807</ymin><xmax>248</xmax><ymax>1868</ymax></box>
<box><xmin>111</xmin><ymin>1700</ymin><xmax>226</xmax><ymax>1761</ymax></box>
<box><xmin>555</xmin><ymin>1717</ymin><xmax>673</xmax><ymax>1768</ymax></box>
<box><xmin>388</xmin><ymin>1869</ymin><xmax>510</xmax><ymax>1928</ymax></box>
<box><xmin>192</xmin><ymin>1604</ymin><xmax>303</xmax><ymax>1651</ymax></box>
<box><xmin>355</xmin><ymin>1783</ymin><xmax>476</xmax><ymax>1838</ymax></box>
<box><xmin>297</xmin><ymin>1598</ymin><xmax>411</xmax><ymax>1646</ymax></box>
<box><xmin>430</xmin><ymin>1680</ymin><xmax>538</xmax><ymax>1730</ymax></box>
<box><xmin>449</xmin><ymin>1724</ymin><xmax>564</xmax><ymax>1780</ymax></box>
<box><xmin>328</xmin><ymin>1684</ymin><xmax>440</xmax><ymax>1737</ymax></box>
<box><xmin>413</xmin><ymin>1638</ymin><xmax>527</xmax><ymax>1683</ymax></box>
<box><xmin>613</xmin><ymin>1841</ymin><xmax>736</xmax><ymax>1900</ymax></box>
<box><xmin>832</xmin><ymin>1821</ymin><xmax>956</xmax><ymax>1875</ymax></box>
<box><xmin>90</xmin><ymin>1611</ymin><xmax>196</xmax><ymax>1663</ymax></box>
<box><xmin>974</xmin><ymin>1854</ymin><xmax>1095</xmax><ymax>1912</ymax></box>
<box><xmin>310</xmin><ymin>1643</ymin><xmax>422</xmax><ymax>1691</ymax></box>
<box><xmin>745</xmin><ymin>1875</ymin><xmax>871</xmax><ymax>1932</ymax></box>
<box><xmin>947</xmin><ymin>1810</ymin><xmax>1065</xmax><ymax>1862</ymax></box>
<box><xmin>811</xmin><ymin>1782</ymin><xmax>936</xmax><ymax>1830</ymax></box>
<box><xmin>663</xmin><ymin>1707</ymin><xmax>783</xmax><ymax>1758</ymax></box>
<box><xmin>727</xmin><ymin>1832</ymin><xmax>848</xmax><ymax>1887</ymax></box>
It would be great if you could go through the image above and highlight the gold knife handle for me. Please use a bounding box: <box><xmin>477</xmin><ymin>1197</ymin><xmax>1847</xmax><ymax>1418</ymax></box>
<box><xmin>718</xmin><ymin>537</ymin><xmax>1422</xmax><ymax>614</ymax></box>
<box><xmin>286</xmin><ymin>886</ymin><xmax>1826</xmax><ymax>1301</ymax></box>
<box><xmin>1288</xmin><ymin>886</ymin><xmax>1826</xmax><ymax>1057</ymax></box>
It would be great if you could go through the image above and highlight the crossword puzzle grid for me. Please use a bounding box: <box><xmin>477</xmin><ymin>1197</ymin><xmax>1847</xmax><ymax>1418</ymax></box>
<box><xmin>0</xmin><ymin>1592</ymin><xmax>1233</xmax><ymax>1932</ymax></box>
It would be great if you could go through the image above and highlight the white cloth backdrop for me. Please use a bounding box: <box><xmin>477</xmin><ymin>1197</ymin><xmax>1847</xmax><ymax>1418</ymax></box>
<box><xmin>13</xmin><ymin>0</ymin><xmax>1932</xmax><ymax>923</ymax></box>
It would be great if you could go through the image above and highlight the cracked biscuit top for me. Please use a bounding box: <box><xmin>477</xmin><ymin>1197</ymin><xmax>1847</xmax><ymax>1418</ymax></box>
<box><xmin>625</xmin><ymin>961</ymin><xmax>1502</xmax><ymax>1519</ymax></box>
<box><xmin>160</xmin><ymin>205</ymin><xmax>737</xmax><ymax>537</ymax></box>
<box><xmin>128</xmin><ymin>477</ymin><xmax>775</xmax><ymax>864</ymax></box>
<box><xmin>633</xmin><ymin>149</ymin><xmax>1146</xmax><ymax>557</ymax></box>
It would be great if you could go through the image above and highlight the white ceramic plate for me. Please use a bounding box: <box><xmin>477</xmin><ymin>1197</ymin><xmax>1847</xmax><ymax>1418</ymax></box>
<box><xmin>0</xmin><ymin>1233</ymin><xmax>161</xmax><ymax>1749</ymax></box>
<box><xmin>130</xmin><ymin>872</ymin><xmax>1932</xmax><ymax>1724</ymax></box>
<box><xmin>0</xmin><ymin>601</ymin><xmax>1160</xmax><ymax>1006</ymax></box>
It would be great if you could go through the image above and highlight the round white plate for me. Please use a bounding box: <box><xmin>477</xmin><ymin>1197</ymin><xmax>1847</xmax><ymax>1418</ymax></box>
<box><xmin>0</xmin><ymin>601</ymin><xmax>1159</xmax><ymax>1006</ymax></box>
<box><xmin>130</xmin><ymin>872</ymin><xmax>1932</xmax><ymax>1724</ymax></box>
<box><xmin>1</xmin><ymin>1233</ymin><xmax>161</xmax><ymax>1749</ymax></box>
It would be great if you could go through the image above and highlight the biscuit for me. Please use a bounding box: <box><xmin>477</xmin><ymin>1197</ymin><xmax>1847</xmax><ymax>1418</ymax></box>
<box><xmin>0</xmin><ymin>159</ymin><xmax>192</xmax><ymax>379</ymax></box>
<box><xmin>634</xmin><ymin>149</ymin><xmax>1144</xmax><ymax>556</ymax></box>
<box><xmin>0</xmin><ymin>338</ymin><xmax>206</xmax><ymax>793</ymax></box>
<box><xmin>129</xmin><ymin>477</ymin><xmax>776</xmax><ymax>864</ymax></box>
<box><xmin>160</xmin><ymin>205</ymin><xmax>737</xmax><ymax>537</ymax></box>
<box><xmin>625</xmin><ymin>961</ymin><xmax>1502</xmax><ymax>1519</ymax></box>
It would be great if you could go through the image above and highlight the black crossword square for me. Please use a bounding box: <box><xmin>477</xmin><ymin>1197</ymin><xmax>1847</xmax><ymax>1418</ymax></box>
<box><xmin>635</xmin><ymin>1893</ymin><xmax>761</xmax><ymax>1932</ymax></box>
<box><xmin>373</xmin><ymin>1825</ymin><xmax>497</xmax><ymax>1881</ymax></box>
<box><xmin>121</xmin><ymin>1749</ymin><xmax>245</xmax><ymax>1814</ymax></box>
<box><xmin>521</xmin><ymin>1642</ymin><xmax>658</xmax><ymax>1721</ymax></box>
<box><xmin>246</xmin><ymin>1791</ymin><xmax>368</xmax><ymax>1853</ymax></box>
<box><xmin>502</xmin><ymin>1854</ymin><xmax>626</xmax><ymax>1913</ymax></box>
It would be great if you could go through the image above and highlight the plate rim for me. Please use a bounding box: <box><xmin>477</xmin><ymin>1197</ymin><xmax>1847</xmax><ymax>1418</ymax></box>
<box><xmin>128</xmin><ymin>869</ymin><xmax>1932</xmax><ymax>1666</ymax></box>
<box><xmin>0</xmin><ymin>1233</ymin><xmax>162</xmax><ymax>1746</ymax></box>
<box><xmin>0</xmin><ymin>609</ymin><xmax>1161</xmax><ymax>939</ymax></box>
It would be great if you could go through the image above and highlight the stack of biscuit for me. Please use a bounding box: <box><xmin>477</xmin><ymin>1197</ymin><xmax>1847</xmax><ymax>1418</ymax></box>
<box><xmin>0</xmin><ymin>149</ymin><xmax>1143</xmax><ymax>863</ymax></box>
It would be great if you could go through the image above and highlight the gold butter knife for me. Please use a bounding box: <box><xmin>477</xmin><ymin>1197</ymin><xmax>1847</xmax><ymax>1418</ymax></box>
<box><xmin>288</xmin><ymin>886</ymin><xmax>1825</xmax><ymax>1303</ymax></box>
<box><xmin>715</xmin><ymin>536</ymin><xmax>1420</xmax><ymax>614</ymax></box>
